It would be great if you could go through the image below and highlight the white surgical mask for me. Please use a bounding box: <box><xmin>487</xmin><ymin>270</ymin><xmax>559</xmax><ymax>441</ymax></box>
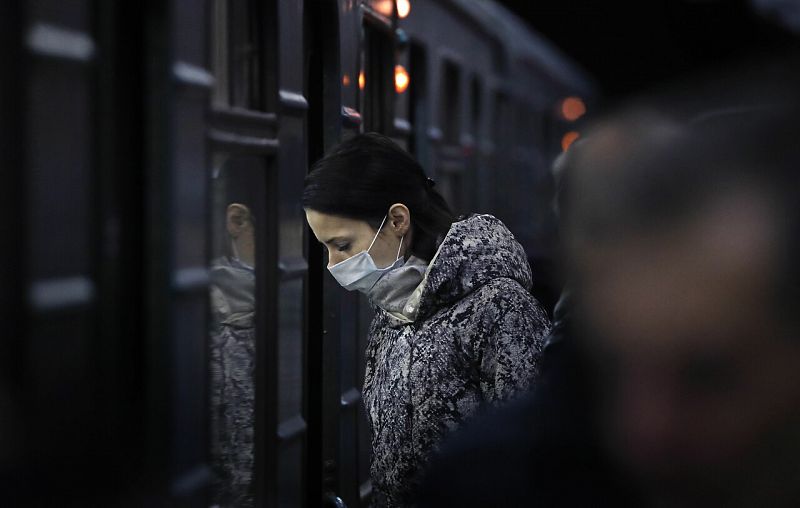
<box><xmin>328</xmin><ymin>216</ymin><xmax>405</xmax><ymax>293</ymax></box>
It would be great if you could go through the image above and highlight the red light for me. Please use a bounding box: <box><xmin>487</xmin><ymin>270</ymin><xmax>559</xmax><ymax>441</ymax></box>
<box><xmin>562</xmin><ymin>131</ymin><xmax>580</xmax><ymax>151</ymax></box>
<box><xmin>394</xmin><ymin>65</ymin><xmax>410</xmax><ymax>94</ymax></box>
<box><xmin>342</xmin><ymin>74</ymin><xmax>351</xmax><ymax>87</ymax></box>
<box><xmin>561</xmin><ymin>97</ymin><xmax>586</xmax><ymax>122</ymax></box>
<box><xmin>372</xmin><ymin>0</ymin><xmax>394</xmax><ymax>17</ymax></box>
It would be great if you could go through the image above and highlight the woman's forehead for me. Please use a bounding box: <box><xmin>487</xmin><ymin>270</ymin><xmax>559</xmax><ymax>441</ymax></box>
<box><xmin>305</xmin><ymin>209</ymin><xmax>373</xmax><ymax>239</ymax></box>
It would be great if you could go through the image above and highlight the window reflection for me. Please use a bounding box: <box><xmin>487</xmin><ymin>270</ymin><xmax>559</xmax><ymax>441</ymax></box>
<box><xmin>212</xmin><ymin>0</ymin><xmax>269</xmax><ymax>111</ymax></box>
<box><xmin>209</xmin><ymin>156</ymin><xmax>262</xmax><ymax>508</ymax></box>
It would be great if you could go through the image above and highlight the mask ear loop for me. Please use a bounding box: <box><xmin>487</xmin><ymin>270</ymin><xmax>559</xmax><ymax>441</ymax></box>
<box><xmin>395</xmin><ymin>235</ymin><xmax>404</xmax><ymax>262</ymax></box>
<box><xmin>231</xmin><ymin>238</ymin><xmax>241</xmax><ymax>261</ymax></box>
<box><xmin>366</xmin><ymin>215</ymin><xmax>388</xmax><ymax>253</ymax></box>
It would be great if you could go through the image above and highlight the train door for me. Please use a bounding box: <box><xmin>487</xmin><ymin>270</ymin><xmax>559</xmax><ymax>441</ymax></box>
<box><xmin>159</xmin><ymin>0</ymin><xmax>216</xmax><ymax>503</ymax></box>
<box><xmin>5</xmin><ymin>2</ymin><xmax>135</xmax><ymax>503</ymax></box>
<box><xmin>7</xmin><ymin>0</ymin><xmax>215</xmax><ymax>504</ymax></box>
<box><xmin>209</xmin><ymin>0</ymin><xmax>317</xmax><ymax>506</ymax></box>
<box><xmin>208</xmin><ymin>1</ymin><xmax>279</xmax><ymax>507</ymax></box>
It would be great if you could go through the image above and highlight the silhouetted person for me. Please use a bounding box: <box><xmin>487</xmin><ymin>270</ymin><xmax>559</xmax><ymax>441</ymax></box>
<box><xmin>417</xmin><ymin>60</ymin><xmax>800</xmax><ymax>507</ymax></box>
<box><xmin>209</xmin><ymin>162</ymin><xmax>259</xmax><ymax>508</ymax></box>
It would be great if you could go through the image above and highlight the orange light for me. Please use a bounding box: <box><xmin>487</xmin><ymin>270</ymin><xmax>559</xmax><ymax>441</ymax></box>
<box><xmin>372</xmin><ymin>0</ymin><xmax>395</xmax><ymax>17</ymax></box>
<box><xmin>394</xmin><ymin>65</ymin><xmax>410</xmax><ymax>94</ymax></box>
<box><xmin>358</xmin><ymin>70</ymin><xmax>365</xmax><ymax>91</ymax></box>
<box><xmin>562</xmin><ymin>131</ymin><xmax>580</xmax><ymax>151</ymax></box>
<box><xmin>561</xmin><ymin>97</ymin><xmax>586</xmax><ymax>122</ymax></box>
<box><xmin>342</xmin><ymin>74</ymin><xmax>351</xmax><ymax>87</ymax></box>
<box><xmin>397</xmin><ymin>0</ymin><xmax>411</xmax><ymax>18</ymax></box>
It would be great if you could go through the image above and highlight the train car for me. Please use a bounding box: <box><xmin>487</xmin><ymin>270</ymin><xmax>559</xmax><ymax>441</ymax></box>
<box><xmin>0</xmin><ymin>0</ymin><xmax>592</xmax><ymax>506</ymax></box>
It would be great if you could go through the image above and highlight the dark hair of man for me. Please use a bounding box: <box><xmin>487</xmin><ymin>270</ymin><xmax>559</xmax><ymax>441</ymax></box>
<box><xmin>567</xmin><ymin>107</ymin><xmax>800</xmax><ymax>322</ymax></box>
<box><xmin>302</xmin><ymin>132</ymin><xmax>455</xmax><ymax>261</ymax></box>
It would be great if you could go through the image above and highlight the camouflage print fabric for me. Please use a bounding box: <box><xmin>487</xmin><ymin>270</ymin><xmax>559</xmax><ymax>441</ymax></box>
<box><xmin>209</xmin><ymin>257</ymin><xmax>256</xmax><ymax>508</ymax></box>
<box><xmin>363</xmin><ymin>214</ymin><xmax>552</xmax><ymax>507</ymax></box>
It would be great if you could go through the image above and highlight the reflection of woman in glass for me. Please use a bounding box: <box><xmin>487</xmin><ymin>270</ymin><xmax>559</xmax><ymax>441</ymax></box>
<box><xmin>209</xmin><ymin>162</ymin><xmax>257</xmax><ymax>508</ymax></box>
<box><xmin>303</xmin><ymin>133</ymin><xmax>551</xmax><ymax>506</ymax></box>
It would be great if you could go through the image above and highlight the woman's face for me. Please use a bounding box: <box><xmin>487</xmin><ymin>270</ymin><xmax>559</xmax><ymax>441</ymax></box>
<box><xmin>305</xmin><ymin>209</ymin><xmax>407</xmax><ymax>269</ymax></box>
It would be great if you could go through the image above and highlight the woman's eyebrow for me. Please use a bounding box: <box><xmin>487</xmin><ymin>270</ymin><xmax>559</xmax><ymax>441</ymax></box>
<box><xmin>323</xmin><ymin>235</ymin><xmax>349</xmax><ymax>244</ymax></box>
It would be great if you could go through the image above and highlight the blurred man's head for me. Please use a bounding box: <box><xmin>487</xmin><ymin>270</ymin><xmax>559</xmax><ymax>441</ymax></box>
<box><xmin>565</xmin><ymin>108</ymin><xmax>800</xmax><ymax>506</ymax></box>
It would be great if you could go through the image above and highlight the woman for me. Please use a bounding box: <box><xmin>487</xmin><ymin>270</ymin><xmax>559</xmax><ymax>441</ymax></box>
<box><xmin>303</xmin><ymin>133</ymin><xmax>551</xmax><ymax>507</ymax></box>
<box><xmin>209</xmin><ymin>161</ymin><xmax>259</xmax><ymax>508</ymax></box>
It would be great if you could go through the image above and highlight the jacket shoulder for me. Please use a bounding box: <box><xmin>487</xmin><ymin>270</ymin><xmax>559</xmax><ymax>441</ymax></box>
<box><xmin>473</xmin><ymin>277</ymin><xmax>545</xmax><ymax>314</ymax></box>
<box><xmin>458</xmin><ymin>277</ymin><xmax>551</xmax><ymax>343</ymax></box>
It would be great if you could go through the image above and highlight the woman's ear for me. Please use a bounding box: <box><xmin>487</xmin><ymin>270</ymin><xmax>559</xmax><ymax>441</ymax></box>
<box><xmin>226</xmin><ymin>203</ymin><xmax>251</xmax><ymax>237</ymax></box>
<box><xmin>387</xmin><ymin>203</ymin><xmax>411</xmax><ymax>236</ymax></box>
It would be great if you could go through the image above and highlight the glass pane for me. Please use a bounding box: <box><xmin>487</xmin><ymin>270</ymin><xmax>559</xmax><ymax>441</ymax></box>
<box><xmin>211</xmin><ymin>0</ymin><xmax>230</xmax><ymax>106</ymax></box>
<box><xmin>470</xmin><ymin>78</ymin><xmax>481</xmax><ymax>137</ymax></box>
<box><xmin>363</xmin><ymin>24</ymin><xmax>392</xmax><ymax>132</ymax></box>
<box><xmin>230</xmin><ymin>0</ymin><xmax>261</xmax><ymax>109</ymax></box>
<box><xmin>440</xmin><ymin>62</ymin><xmax>460</xmax><ymax>144</ymax></box>
<box><xmin>277</xmin><ymin>439</ymin><xmax>304</xmax><ymax>508</ymax></box>
<box><xmin>208</xmin><ymin>155</ymin><xmax>264</xmax><ymax>508</ymax></box>
<box><xmin>409</xmin><ymin>43</ymin><xmax>429</xmax><ymax>162</ymax></box>
<box><xmin>278</xmin><ymin>279</ymin><xmax>303</xmax><ymax>421</ymax></box>
<box><xmin>211</xmin><ymin>0</ymin><xmax>267</xmax><ymax>110</ymax></box>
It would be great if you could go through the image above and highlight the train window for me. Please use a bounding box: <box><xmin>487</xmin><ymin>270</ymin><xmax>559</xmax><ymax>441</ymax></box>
<box><xmin>435</xmin><ymin>60</ymin><xmax>464</xmax><ymax>214</ymax></box>
<box><xmin>208</xmin><ymin>154</ymin><xmax>265</xmax><ymax>508</ymax></box>
<box><xmin>464</xmin><ymin>76</ymin><xmax>482</xmax><ymax>213</ymax></box>
<box><xmin>211</xmin><ymin>0</ymin><xmax>273</xmax><ymax>111</ymax></box>
<box><xmin>469</xmin><ymin>77</ymin><xmax>482</xmax><ymax>138</ymax></box>
<box><xmin>393</xmin><ymin>49</ymin><xmax>412</xmax><ymax>147</ymax></box>
<box><xmin>440</xmin><ymin>61</ymin><xmax>461</xmax><ymax>145</ymax></box>
<box><xmin>493</xmin><ymin>92</ymin><xmax>511</xmax><ymax>150</ymax></box>
<box><xmin>409</xmin><ymin>43</ymin><xmax>430</xmax><ymax>165</ymax></box>
<box><xmin>362</xmin><ymin>23</ymin><xmax>394</xmax><ymax>132</ymax></box>
<box><xmin>489</xmin><ymin>92</ymin><xmax>511</xmax><ymax>214</ymax></box>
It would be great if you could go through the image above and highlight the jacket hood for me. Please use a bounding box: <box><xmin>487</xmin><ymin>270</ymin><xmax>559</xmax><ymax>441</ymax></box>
<box><xmin>416</xmin><ymin>214</ymin><xmax>532</xmax><ymax>319</ymax></box>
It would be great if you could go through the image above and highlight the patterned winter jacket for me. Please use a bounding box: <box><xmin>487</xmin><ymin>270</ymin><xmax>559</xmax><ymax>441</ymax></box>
<box><xmin>209</xmin><ymin>256</ymin><xmax>256</xmax><ymax>508</ymax></box>
<box><xmin>363</xmin><ymin>214</ymin><xmax>551</xmax><ymax>507</ymax></box>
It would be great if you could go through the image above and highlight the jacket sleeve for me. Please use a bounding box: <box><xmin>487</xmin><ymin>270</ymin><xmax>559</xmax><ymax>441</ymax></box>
<box><xmin>478</xmin><ymin>284</ymin><xmax>551</xmax><ymax>403</ymax></box>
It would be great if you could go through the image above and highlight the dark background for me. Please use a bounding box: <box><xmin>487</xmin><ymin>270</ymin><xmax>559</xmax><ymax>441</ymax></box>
<box><xmin>496</xmin><ymin>0</ymin><xmax>798</xmax><ymax>100</ymax></box>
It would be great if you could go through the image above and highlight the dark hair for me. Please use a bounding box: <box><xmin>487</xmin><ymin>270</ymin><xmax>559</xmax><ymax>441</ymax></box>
<box><xmin>302</xmin><ymin>133</ymin><xmax>455</xmax><ymax>261</ymax></box>
<box><xmin>566</xmin><ymin>105</ymin><xmax>800</xmax><ymax>319</ymax></box>
<box><xmin>568</xmin><ymin>108</ymin><xmax>799</xmax><ymax>240</ymax></box>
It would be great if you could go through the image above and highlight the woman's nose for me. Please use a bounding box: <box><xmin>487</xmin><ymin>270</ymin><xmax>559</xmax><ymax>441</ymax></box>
<box><xmin>327</xmin><ymin>252</ymin><xmax>345</xmax><ymax>268</ymax></box>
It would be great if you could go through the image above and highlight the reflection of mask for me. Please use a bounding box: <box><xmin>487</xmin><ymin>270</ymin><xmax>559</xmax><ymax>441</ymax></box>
<box><xmin>328</xmin><ymin>216</ymin><xmax>404</xmax><ymax>293</ymax></box>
